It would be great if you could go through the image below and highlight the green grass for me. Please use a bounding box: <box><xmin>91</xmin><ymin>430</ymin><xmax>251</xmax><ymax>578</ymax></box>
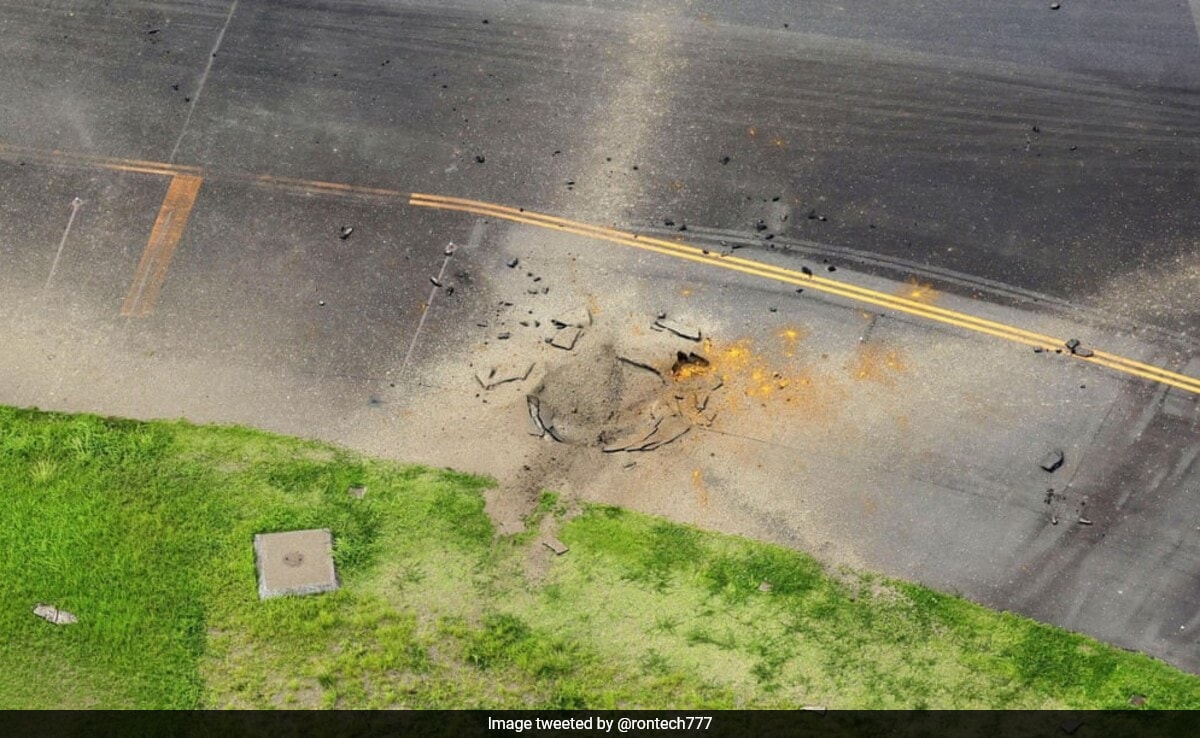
<box><xmin>1</xmin><ymin>405</ymin><xmax>1197</xmax><ymax>708</ymax></box>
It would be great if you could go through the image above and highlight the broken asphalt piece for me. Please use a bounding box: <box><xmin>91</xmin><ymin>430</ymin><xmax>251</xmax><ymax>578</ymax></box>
<box><xmin>474</xmin><ymin>155</ymin><xmax>485</xmax><ymax>163</ymax></box>
<box><xmin>506</xmin><ymin>257</ymin><xmax>519</xmax><ymax>268</ymax></box>
<box><xmin>800</xmin><ymin>266</ymin><xmax>813</xmax><ymax>277</ymax></box>
<box><xmin>550</xmin><ymin>326</ymin><xmax>583</xmax><ymax>351</ymax></box>
<box><xmin>1065</xmin><ymin>338</ymin><xmax>1080</xmax><ymax>351</ymax></box>
<box><xmin>542</xmin><ymin>538</ymin><xmax>569</xmax><ymax>556</ymax></box>
<box><xmin>338</xmin><ymin>226</ymin><xmax>353</xmax><ymax>240</ymax></box>
<box><xmin>550</xmin><ymin>308</ymin><xmax>592</xmax><ymax>329</ymax></box>
<box><xmin>636</xmin><ymin>416</ymin><xmax>691</xmax><ymax>451</ymax></box>
<box><xmin>1040</xmin><ymin>449</ymin><xmax>1065</xmax><ymax>473</ymax></box>
<box><xmin>603</xmin><ymin>417</ymin><xmax>663</xmax><ymax>453</ymax></box>
<box><xmin>1078</xmin><ymin>517</ymin><xmax>1093</xmax><ymax>526</ymax></box>
<box><xmin>1050</xmin><ymin>2</ymin><xmax>1061</xmax><ymax>9</ymax></box>
<box><xmin>443</xmin><ymin>242</ymin><xmax>457</xmax><ymax>256</ymax></box>
<box><xmin>528</xmin><ymin>395</ymin><xmax>563</xmax><ymax>441</ymax></box>
<box><xmin>497</xmin><ymin>332</ymin><xmax>510</xmax><ymax>340</ymax></box>
<box><xmin>527</xmin><ymin>395</ymin><xmax>547</xmax><ymax>437</ymax></box>
<box><xmin>671</xmin><ymin>351</ymin><xmax>710</xmax><ymax>375</ymax></box>
<box><xmin>429</xmin><ymin>276</ymin><xmax>442</xmax><ymax>287</ymax></box>
<box><xmin>653</xmin><ymin>317</ymin><xmax>702</xmax><ymax>342</ymax></box>
<box><xmin>618</xmin><ymin>354</ymin><xmax>665</xmax><ymax>382</ymax></box>
<box><xmin>1074</xmin><ymin>347</ymin><xmax>1094</xmax><ymax>358</ymax></box>
<box><xmin>33</xmin><ymin>604</ymin><xmax>77</xmax><ymax>625</ymax></box>
<box><xmin>604</xmin><ymin>414</ymin><xmax>691</xmax><ymax>453</ymax></box>
<box><xmin>475</xmin><ymin>362</ymin><xmax>534</xmax><ymax>390</ymax></box>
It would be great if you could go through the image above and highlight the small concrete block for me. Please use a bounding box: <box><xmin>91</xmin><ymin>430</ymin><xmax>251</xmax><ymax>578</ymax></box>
<box><xmin>542</xmin><ymin>538</ymin><xmax>569</xmax><ymax>555</ymax></box>
<box><xmin>254</xmin><ymin>528</ymin><xmax>340</xmax><ymax>600</ymax></box>
<box><xmin>550</xmin><ymin>326</ymin><xmax>582</xmax><ymax>350</ymax></box>
<box><xmin>33</xmin><ymin>604</ymin><xmax>77</xmax><ymax>625</ymax></box>
<box><xmin>1040</xmin><ymin>449</ymin><xmax>1065</xmax><ymax>473</ymax></box>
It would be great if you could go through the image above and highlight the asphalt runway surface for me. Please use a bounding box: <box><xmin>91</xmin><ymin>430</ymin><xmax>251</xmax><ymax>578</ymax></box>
<box><xmin>1</xmin><ymin>1</ymin><xmax>1198</xmax><ymax>676</ymax></box>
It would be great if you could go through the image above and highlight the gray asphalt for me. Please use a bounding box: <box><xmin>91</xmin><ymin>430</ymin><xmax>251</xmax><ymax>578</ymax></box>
<box><xmin>1</xmin><ymin>0</ymin><xmax>1199</xmax><ymax>678</ymax></box>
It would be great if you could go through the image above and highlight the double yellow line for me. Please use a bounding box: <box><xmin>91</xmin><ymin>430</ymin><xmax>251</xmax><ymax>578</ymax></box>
<box><xmin>409</xmin><ymin>192</ymin><xmax>1200</xmax><ymax>397</ymax></box>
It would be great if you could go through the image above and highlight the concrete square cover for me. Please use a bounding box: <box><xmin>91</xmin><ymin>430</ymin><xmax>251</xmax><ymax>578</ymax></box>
<box><xmin>253</xmin><ymin>528</ymin><xmax>340</xmax><ymax>600</ymax></box>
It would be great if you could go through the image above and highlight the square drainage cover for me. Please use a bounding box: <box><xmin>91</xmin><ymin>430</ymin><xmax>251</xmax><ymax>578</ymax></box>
<box><xmin>254</xmin><ymin>528</ymin><xmax>339</xmax><ymax>600</ymax></box>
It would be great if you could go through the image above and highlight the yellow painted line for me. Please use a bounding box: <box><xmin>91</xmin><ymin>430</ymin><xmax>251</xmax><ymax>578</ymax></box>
<box><xmin>0</xmin><ymin>143</ymin><xmax>200</xmax><ymax>178</ymax></box>
<box><xmin>121</xmin><ymin>175</ymin><xmax>203</xmax><ymax>318</ymax></box>
<box><xmin>5</xmin><ymin>139</ymin><xmax>1196</xmax><ymax>393</ymax></box>
<box><xmin>409</xmin><ymin>193</ymin><xmax>1200</xmax><ymax>396</ymax></box>
<box><xmin>252</xmin><ymin>174</ymin><xmax>404</xmax><ymax>199</ymax></box>
<box><xmin>413</xmin><ymin>193</ymin><xmax>1200</xmax><ymax>390</ymax></box>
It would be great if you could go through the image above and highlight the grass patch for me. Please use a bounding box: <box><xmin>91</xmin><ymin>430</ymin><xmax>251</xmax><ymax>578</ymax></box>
<box><xmin>1</xmin><ymin>405</ymin><xmax>1197</xmax><ymax>708</ymax></box>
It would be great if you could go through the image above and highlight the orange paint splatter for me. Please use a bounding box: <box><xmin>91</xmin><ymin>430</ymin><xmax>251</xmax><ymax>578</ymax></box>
<box><xmin>851</xmin><ymin>344</ymin><xmax>907</xmax><ymax>385</ymax></box>
<box><xmin>899</xmin><ymin>278</ymin><xmax>939</xmax><ymax>304</ymax></box>
<box><xmin>777</xmin><ymin>326</ymin><xmax>806</xmax><ymax>357</ymax></box>
<box><xmin>691</xmin><ymin>468</ymin><xmax>709</xmax><ymax>508</ymax></box>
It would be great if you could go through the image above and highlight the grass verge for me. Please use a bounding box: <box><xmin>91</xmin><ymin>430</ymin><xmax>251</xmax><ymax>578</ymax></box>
<box><xmin>1</xmin><ymin>406</ymin><xmax>1196</xmax><ymax>708</ymax></box>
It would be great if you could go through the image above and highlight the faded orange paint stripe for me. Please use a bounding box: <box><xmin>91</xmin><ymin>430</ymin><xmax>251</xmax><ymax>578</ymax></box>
<box><xmin>121</xmin><ymin>174</ymin><xmax>203</xmax><ymax>317</ymax></box>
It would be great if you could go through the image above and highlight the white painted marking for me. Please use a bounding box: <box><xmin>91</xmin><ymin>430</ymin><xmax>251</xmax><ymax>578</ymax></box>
<box><xmin>40</xmin><ymin>197</ymin><xmax>84</xmax><ymax>299</ymax></box>
<box><xmin>168</xmin><ymin>0</ymin><xmax>240</xmax><ymax>163</ymax></box>
<box><xmin>399</xmin><ymin>252</ymin><xmax>452</xmax><ymax>376</ymax></box>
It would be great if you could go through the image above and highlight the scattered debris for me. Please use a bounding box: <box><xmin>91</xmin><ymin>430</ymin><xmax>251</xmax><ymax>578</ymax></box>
<box><xmin>475</xmin><ymin>155</ymin><xmax>485</xmax><ymax>163</ymax></box>
<box><xmin>338</xmin><ymin>226</ymin><xmax>353</xmax><ymax>240</ymax></box>
<box><xmin>1050</xmin><ymin>2</ymin><xmax>1061</xmax><ymax>9</ymax></box>
<box><xmin>542</xmin><ymin>538</ymin><xmax>569</xmax><ymax>556</ymax></box>
<box><xmin>1078</xmin><ymin>517</ymin><xmax>1093</xmax><ymax>526</ymax></box>
<box><xmin>429</xmin><ymin>276</ymin><xmax>442</xmax><ymax>287</ymax></box>
<box><xmin>1065</xmin><ymin>338</ymin><xmax>1080</xmax><ymax>351</ymax></box>
<box><xmin>1073</xmin><ymin>346</ymin><xmax>1094</xmax><ymax>358</ymax></box>
<box><xmin>653</xmin><ymin>317</ymin><xmax>702</xmax><ymax>342</ymax></box>
<box><xmin>348</xmin><ymin>485</ymin><xmax>367</xmax><ymax>499</ymax></box>
<box><xmin>1129</xmin><ymin>694</ymin><xmax>1147</xmax><ymax>707</ymax></box>
<box><xmin>444</xmin><ymin>242</ymin><xmax>457</xmax><ymax>256</ymax></box>
<box><xmin>318</xmin><ymin>300</ymin><xmax>326</xmax><ymax>307</ymax></box>
<box><xmin>475</xmin><ymin>362</ymin><xmax>534</xmax><ymax>390</ymax></box>
<box><xmin>33</xmin><ymin>604</ymin><xmax>77</xmax><ymax>625</ymax></box>
<box><xmin>497</xmin><ymin>332</ymin><xmax>511</xmax><ymax>340</ymax></box>
<box><xmin>1040</xmin><ymin>449</ymin><xmax>1065</xmax><ymax>473</ymax></box>
<box><xmin>551</xmin><ymin>308</ymin><xmax>592</xmax><ymax>329</ymax></box>
<box><xmin>801</xmin><ymin>266</ymin><xmax>813</xmax><ymax>277</ymax></box>
<box><xmin>758</xmin><ymin>582</ymin><xmax>773</xmax><ymax>593</ymax></box>
<box><xmin>506</xmin><ymin>257</ymin><xmax>519</xmax><ymax>268</ymax></box>
<box><xmin>550</xmin><ymin>326</ymin><xmax>583</xmax><ymax>350</ymax></box>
